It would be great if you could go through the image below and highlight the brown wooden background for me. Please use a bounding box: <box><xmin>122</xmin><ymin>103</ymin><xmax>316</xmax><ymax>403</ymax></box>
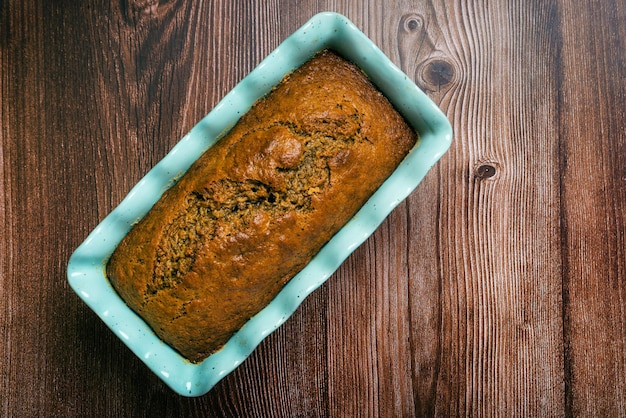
<box><xmin>2</xmin><ymin>0</ymin><xmax>625</xmax><ymax>416</ymax></box>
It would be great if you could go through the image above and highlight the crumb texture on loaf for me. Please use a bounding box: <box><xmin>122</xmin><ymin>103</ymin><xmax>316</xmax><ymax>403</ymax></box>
<box><xmin>107</xmin><ymin>50</ymin><xmax>417</xmax><ymax>363</ymax></box>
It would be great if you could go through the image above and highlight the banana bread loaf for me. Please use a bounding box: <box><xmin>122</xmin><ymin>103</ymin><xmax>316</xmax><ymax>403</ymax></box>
<box><xmin>107</xmin><ymin>49</ymin><xmax>417</xmax><ymax>362</ymax></box>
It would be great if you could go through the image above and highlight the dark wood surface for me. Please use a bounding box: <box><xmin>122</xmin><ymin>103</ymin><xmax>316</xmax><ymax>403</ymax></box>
<box><xmin>2</xmin><ymin>1</ymin><xmax>625</xmax><ymax>416</ymax></box>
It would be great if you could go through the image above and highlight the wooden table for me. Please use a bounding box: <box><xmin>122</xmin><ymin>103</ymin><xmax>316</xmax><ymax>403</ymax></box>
<box><xmin>2</xmin><ymin>1</ymin><xmax>625</xmax><ymax>416</ymax></box>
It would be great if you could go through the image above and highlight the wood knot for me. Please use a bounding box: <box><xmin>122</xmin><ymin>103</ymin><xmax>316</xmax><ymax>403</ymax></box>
<box><xmin>474</xmin><ymin>164</ymin><xmax>498</xmax><ymax>180</ymax></box>
<box><xmin>423</xmin><ymin>59</ymin><xmax>455</xmax><ymax>87</ymax></box>
<box><xmin>400</xmin><ymin>13</ymin><xmax>424</xmax><ymax>33</ymax></box>
<box><xmin>416</xmin><ymin>57</ymin><xmax>456</xmax><ymax>93</ymax></box>
<box><xmin>122</xmin><ymin>0</ymin><xmax>175</xmax><ymax>24</ymax></box>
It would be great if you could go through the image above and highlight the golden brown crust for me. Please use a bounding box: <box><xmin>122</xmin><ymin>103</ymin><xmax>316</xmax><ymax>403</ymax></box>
<box><xmin>107</xmin><ymin>50</ymin><xmax>417</xmax><ymax>362</ymax></box>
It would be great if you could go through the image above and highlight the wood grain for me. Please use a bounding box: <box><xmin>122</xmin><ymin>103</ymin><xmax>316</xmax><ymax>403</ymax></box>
<box><xmin>431</xmin><ymin>2</ymin><xmax>566</xmax><ymax>415</ymax></box>
<box><xmin>1</xmin><ymin>0</ymin><xmax>625</xmax><ymax>416</ymax></box>
<box><xmin>559</xmin><ymin>0</ymin><xmax>626</xmax><ymax>415</ymax></box>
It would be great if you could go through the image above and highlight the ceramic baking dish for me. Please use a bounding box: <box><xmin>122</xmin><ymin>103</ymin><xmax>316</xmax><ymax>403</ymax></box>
<box><xmin>67</xmin><ymin>11</ymin><xmax>452</xmax><ymax>396</ymax></box>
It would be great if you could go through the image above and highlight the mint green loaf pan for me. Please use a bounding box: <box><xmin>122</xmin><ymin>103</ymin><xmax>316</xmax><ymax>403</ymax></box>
<box><xmin>67</xmin><ymin>12</ymin><xmax>452</xmax><ymax>396</ymax></box>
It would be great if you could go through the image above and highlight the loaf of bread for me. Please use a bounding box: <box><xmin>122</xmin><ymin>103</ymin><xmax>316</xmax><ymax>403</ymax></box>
<box><xmin>107</xmin><ymin>50</ymin><xmax>417</xmax><ymax>362</ymax></box>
